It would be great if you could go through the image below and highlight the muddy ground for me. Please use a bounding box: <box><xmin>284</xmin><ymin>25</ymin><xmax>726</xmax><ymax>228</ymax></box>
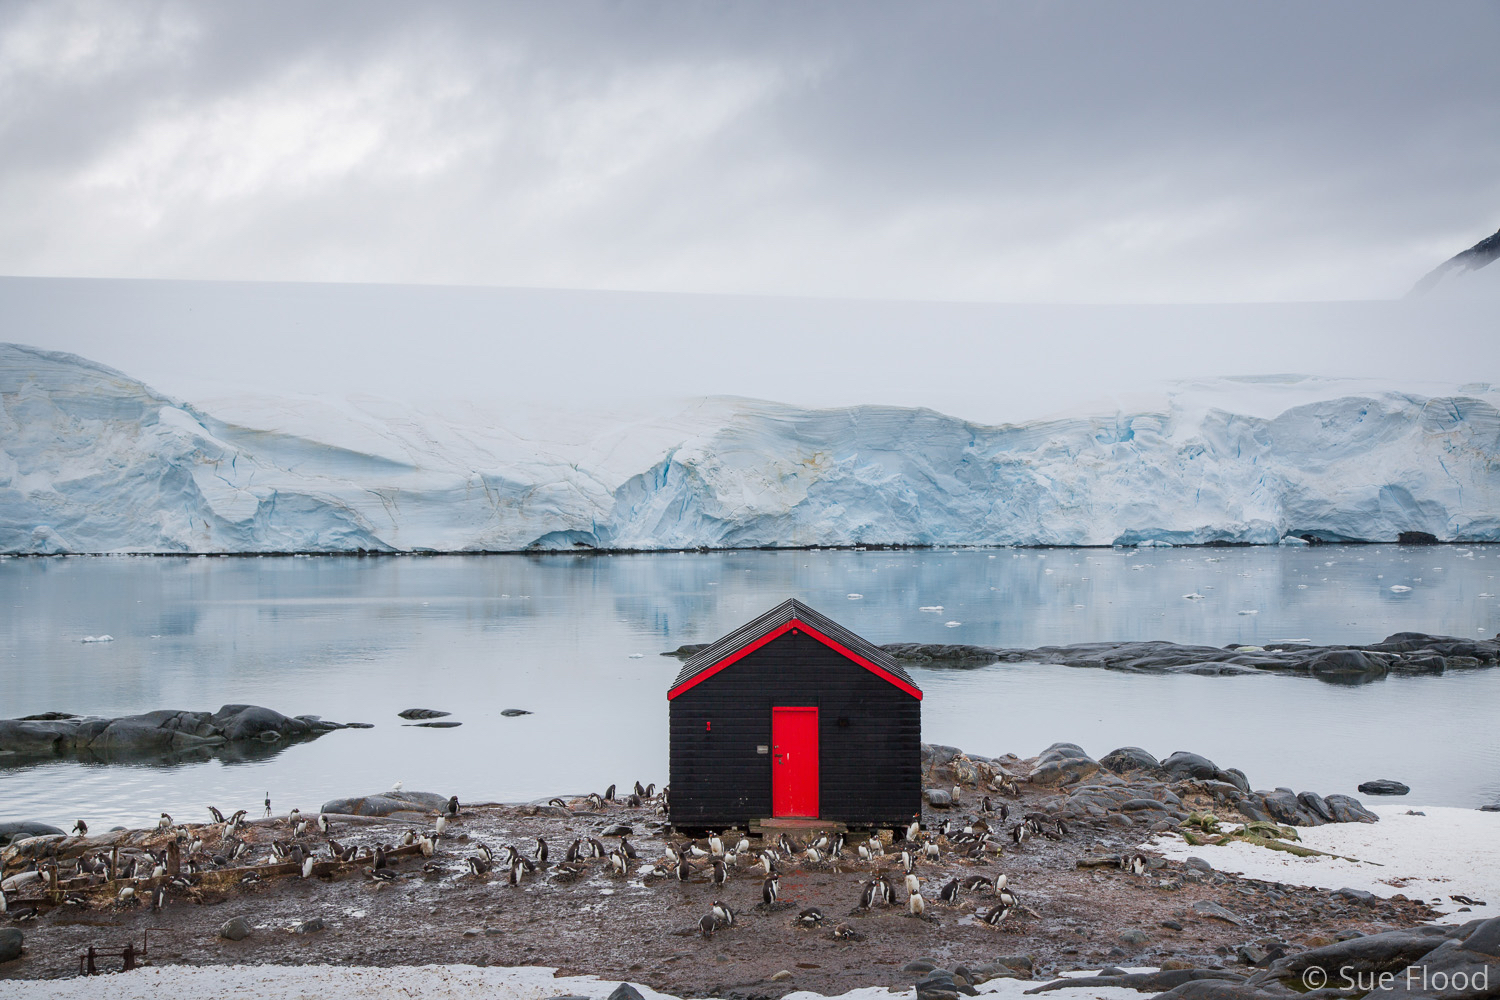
<box><xmin>2</xmin><ymin>776</ymin><xmax>1439</xmax><ymax>999</ymax></box>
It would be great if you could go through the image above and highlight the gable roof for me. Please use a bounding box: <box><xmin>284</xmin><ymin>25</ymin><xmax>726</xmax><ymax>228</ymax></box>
<box><xmin>667</xmin><ymin>598</ymin><xmax>922</xmax><ymax>701</ymax></box>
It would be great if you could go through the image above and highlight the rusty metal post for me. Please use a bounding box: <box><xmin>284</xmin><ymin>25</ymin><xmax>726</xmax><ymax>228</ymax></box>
<box><xmin>166</xmin><ymin>840</ymin><xmax>180</xmax><ymax>877</ymax></box>
<box><xmin>121</xmin><ymin>942</ymin><xmax>136</xmax><ymax>971</ymax></box>
<box><xmin>86</xmin><ymin>945</ymin><xmax>98</xmax><ymax>975</ymax></box>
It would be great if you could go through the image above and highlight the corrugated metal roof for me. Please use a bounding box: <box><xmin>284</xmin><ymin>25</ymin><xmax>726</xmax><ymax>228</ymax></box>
<box><xmin>667</xmin><ymin>597</ymin><xmax>921</xmax><ymax>695</ymax></box>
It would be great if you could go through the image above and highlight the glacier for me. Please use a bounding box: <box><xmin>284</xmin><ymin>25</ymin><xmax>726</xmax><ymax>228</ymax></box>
<box><xmin>2</xmin><ymin>342</ymin><xmax>1498</xmax><ymax>553</ymax></box>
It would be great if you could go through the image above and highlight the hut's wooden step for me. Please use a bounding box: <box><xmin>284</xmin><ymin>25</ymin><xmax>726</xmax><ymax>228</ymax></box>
<box><xmin>749</xmin><ymin>817</ymin><xmax>848</xmax><ymax>837</ymax></box>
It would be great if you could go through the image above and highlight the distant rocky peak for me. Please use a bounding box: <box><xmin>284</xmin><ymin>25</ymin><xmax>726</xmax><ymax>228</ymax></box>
<box><xmin>1409</xmin><ymin>224</ymin><xmax>1500</xmax><ymax>297</ymax></box>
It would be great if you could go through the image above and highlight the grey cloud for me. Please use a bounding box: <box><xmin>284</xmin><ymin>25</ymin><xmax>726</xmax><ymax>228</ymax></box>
<box><xmin>0</xmin><ymin>0</ymin><xmax>1497</xmax><ymax>301</ymax></box>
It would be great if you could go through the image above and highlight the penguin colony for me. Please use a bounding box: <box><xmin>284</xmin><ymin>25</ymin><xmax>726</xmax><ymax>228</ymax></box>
<box><xmin>0</xmin><ymin>778</ymin><xmax>1133</xmax><ymax>943</ymax></box>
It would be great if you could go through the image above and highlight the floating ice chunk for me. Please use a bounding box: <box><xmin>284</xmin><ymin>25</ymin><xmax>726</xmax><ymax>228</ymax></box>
<box><xmin>1182</xmin><ymin>592</ymin><xmax>1206</xmax><ymax>600</ymax></box>
<box><xmin>944</xmin><ymin>620</ymin><xmax>962</xmax><ymax>627</ymax></box>
<box><xmin>1297</xmin><ymin>584</ymin><xmax>1308</xmax><ymax>589</ymax></box>
<box><xmin>846</xmin><ymin>593</ymin><xmax>863</xmax><ymax>600</ymax></box>
<box><xmin>628</xmin><ymin>653</ymin><xmax>645</xmax><ymax>659</ymax></box>
<box><xmin>1237</xmin><ymin>609</ymin><xmax>1259</xmax><ymax>615</ymax></box>
<box><xmin>80</xmin><ymin>634</ymin><xmax>114</xmax><ymax>643</ymax></box>
<box><xmin>1390</xmin><ymin>585</ymin><xmax>1413</xmax><ymax>592</ymax></box>
<box><xmin>1273</xmin><ymin>638</ymin><xmax>1312</xmax><ymax>644</ymax></box>
<box><xmin>919</xmin><ymin>606</ymin><xmax>944</xmax><ymax>612</ymax></box>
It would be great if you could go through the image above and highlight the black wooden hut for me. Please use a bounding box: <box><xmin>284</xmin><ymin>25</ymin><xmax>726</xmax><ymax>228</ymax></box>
<box><xmin>667</xmin><ymin>598</ymin><xmax>922</xmax><ymax>830</ymax></box>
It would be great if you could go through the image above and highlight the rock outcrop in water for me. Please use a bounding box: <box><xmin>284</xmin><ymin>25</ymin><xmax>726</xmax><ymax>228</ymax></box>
<box><xmin>884</xmin><ymin>631</ymin><xmax>1500</xmax><ymax>685</ymax></box>
<box><xmin>0</xmin><ymin>705</ymin><xmax>359</xmax><ymax>761</ymax></box>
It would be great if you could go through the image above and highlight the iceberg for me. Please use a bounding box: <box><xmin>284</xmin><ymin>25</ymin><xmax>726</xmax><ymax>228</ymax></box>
<box><xmin>2</xmin><ymin>343</ymin><xmax>1499</xmax><ymax>553</ymax></box>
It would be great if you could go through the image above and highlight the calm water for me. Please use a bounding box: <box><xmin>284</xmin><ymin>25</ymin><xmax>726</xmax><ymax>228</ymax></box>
<box><xmin>3</xmin><ymin>545</ymin><xmax>1499</xmax><ymax>831</ymax></box>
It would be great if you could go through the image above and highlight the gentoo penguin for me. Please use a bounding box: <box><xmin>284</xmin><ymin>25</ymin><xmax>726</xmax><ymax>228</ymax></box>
<box><xmin>675</xmin><ymin>854</ymin><xmax>693</xmax><ymax>881</ymax></box>
<box><xmin>830</xmin><ymin>834</ymin><xmax>845</xmax><ymax>859</ymax></box>
<box><xmin>157</xmin><ymin>812</ymin><xmax>173</xmax><ymax>830</ymax></box>
<box><xmin>208</xmin><ymin>805</ymin><xmax>226</xmax><ymax>824</ymax></box>
<box><xmin>938</xmin><ymin>877</ymin><xmax>960</xmax><ymax>903</ymax></box>
<box><xmin>608</xmin><ymin>849</ymin><xmax>628</xmax><ymax>875</ymax></box>
<box><xmin>604</xmin><ymin>783</ymin><xmax>616</xmax><ymax>802</ymax></box>
<box><xmin>900</xmin><ymin>849</ymin><xmax>915</xmax><ymax>873</ymax></box>
<box><xmin>327</xmin><ymin>839</ymin><xmax>346</xmax><ymax>859</ymax></box>
<box><xmin>588</xmin><ymin>837</ymin><xmax>608</xmax><ymax>858</ymax></box>
<box><xmin>712</xmin><ymin>900</ymin><xmax>735</xmax><ymax>927</ymax></box>
<box><xmin>1124</xmin><ymin>853</ymin><xmax>1148</xmax><ymax>875</ymax></box>
<box><xmin>1011</xmin><ymin>822</ymin><xmax>1030</xmax><ymax>846</ymax></box>
<box><xmin>980</xmin><ymin>796</ymin><xmax>994</xmax><ymax>814</ymax></box>
<box><xmin>619</xmin><ymin>837</ymin><xmax>637</xmax><ymax>859</ymax></box>
<box><xmin>466</xmin><ymin>857</ymin><xmax>491</xmax><ymax>876</ymax></box>
<box><xmin>302</xmin><ymin>855</ymin><xmax>317</xmax><ymax>878</ymax></box>
<box><xmin>996</xmin><ymin>886</ymin><xmax>1017</xmax><ymax>907</ymax></box>
<box><xmin>0</xmin><ymin>886</ymin><xmax>8</xmax><ymax>913</ymax></box>
<box><xmin>289</xmin><ymin>808</ymin><xmax>301</xmax><ymax>827</ymax></box>
<box><xmin>565</xmin><ymin>839</ymin><xmax>582</xmax><ymax>863</ymax></box>
<box><xmin>762</xmin><ymin>874</ymin><xmax>780</xmax><ymax>905</ymax></box>
<box><xmin>906</xmin><ymin>820</ymin><xmax>920</xmax><ymax>842</ymax></box>
<box><xmin>804</xmin><ymin>847</ymin><xmax>821</xmax><ymax>864</ymax></box>
<box><xmin>634</xmin><ymin>781</ymin><xmax>646</xmax><ymax>799</ymax></box>
<box><xmin>698</xmin><ymin>912</ymin><xmax>719</xmax><ymax>938</ymax></box>
<box><xmin>857</xmin><ymin>880</ymin><xmax>878</xmax><ymax>909</ymax></box>
<box><xmin>418</xmin><ymin>835</ymin><xmax>435</xmax><ymax>858</ymax></box>
<box><xmin>401</xmin><ymin>830</ymin><xmax>416</xmax><ymax>847</ymax></box>
<box><xmin>710</xmin><ymin>858</ymin><xmax>727</xmax><ymax>886</ymax></box>
<box><xmin>708</xmin><ymin>832</ymin><xmax>724</xmax><ymax>856</ymax></box>
<box><xmin>997</xmin><ymin>801</ymin><xmax>1010</xmax><ymax>822</ymax></box>
<box><xmin>586</xmin><ymin>793</ymin><xmax>604</xmax><ymax>810</ymax></box>
<box><xmin>293</xmin><ymin>819</ymin><xmax>309</xmax><ymax>838</ymax></box>
<box><xmin>795</xmin><ymin>906</ymin><xmax>824</xmax><ymax>927</ymax></box>
<box><xmin>982</xmin><ymin>903</ymin><xmax>1010</xmax><ymax>927</ymax></box>
<box><xmin>446</xmin><ymin>795</ymin><xmax>460</xmax><ymax>817</ymax></box>
<box><xmin>994</xmin><ymin>873</ymin><xmax>1009</xmax><ymax>893</ymax></box>
<box><xmin>72</xmin><ymin>819</ymin><xmax>88</xmax><ymax>837</ymax></box>
<box><xmin>759</xmin><ymin>852</ymin><xmax>777</xmax><ymax>876</ymax></box>
<box><xmin>534</xmin><ymin>837</ymin><xmax>548</xmax><ymax>863</ymax></box>
<box><xmin>904</xmin><ymin>872</ymin><xmax>920</xmax><ymax>896</ymax></box>
<box><xmin>734</xmin><ymin>837</ymin><xmax>751</xmax><ymax>855</ymax></box>
<box><xmin>317</xmin><ymin>813</ymin><xmax>331</xmax><ymax>834</ymax></box>
<box><xmin>548</xmin><ymin>798</ymin><xmax>568</xmax><ymax>809</ymax></box>
<box><xmin>229</xmin><ymin>809</ymin><xmax>248</xmax><ymax>826</ymax></box>
<box><xmin>434</xmin><ymin>815</ymin><xmax>447</xmax><ymax>836</ymax></box>
<box><xmin>878</xmin><ymin>876</ymin><xmax>897</xmax><ymax>904</ymax></box>
<box><xmin>951</xmin><ymin>784</ymin><xmax>962</xmax><ymax>804</ymax></box>
<box><xmin>923</xmin><ymin>841</ymin><xmax>940</xmax><ymax>861</ymax></box>
<box><xmin>117</xmin><ymin>885</ymin><xmax>136</xmax><ymax>904</ymax></box>
<box><xmin>647</xmin><ymin>783</ymin><xmax>657</xmax><ymax>799</ymax></box>
<box><xmin>858</xmin><ymin>842</ymin><xmax>872</xmax><ymax>862</ymax></box>
<box><xmin>908</xmin><ymin>888</ymin><xmax>927</xmax><ymax>917</ymax></box>
<box><xmin>508</xmin><ymin>858</ymin><xmax>524</xmax><ymax>886</ymax></box>
<box><xmin>372</xmin><ymin>846</ymin><xmax>389</xmax><ymax>870</ymax></box>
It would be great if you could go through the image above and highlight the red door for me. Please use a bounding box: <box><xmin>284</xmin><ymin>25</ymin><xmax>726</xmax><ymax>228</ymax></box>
<box><xmin>771</xmin><ymin>707</ymin><xmax>819</xmax><ymax>818</ymax></box>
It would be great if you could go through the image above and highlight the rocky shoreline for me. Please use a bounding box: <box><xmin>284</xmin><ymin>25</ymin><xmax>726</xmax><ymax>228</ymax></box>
<box><xmin>0</xmin><ymin>706</ymin><xmax>364</xmax><ymax>770</ymax></box>
<box><xmin>6</xmin><ymin>740</ymin><xmax>1488</xmax><ymax>999</ymax></box>
<box><xmin>663</xmin><ymin>631</ymin><xmax>1500</xmax><ymax>684</ymax></box>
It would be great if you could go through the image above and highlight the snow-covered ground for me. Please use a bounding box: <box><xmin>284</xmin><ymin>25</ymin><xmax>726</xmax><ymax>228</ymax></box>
<box><xmin>1151</xmin><ymin>804</ymin><xmax>1500</xmax><ymax>924</ymax></box>
<box><xmin>0</xmin><ymin>961</ymin><xmax>1150</xmax><ymax>1000</ymax></box>
<box><xmin>3</xmin><ymin>342</ymin><xmax>1499</xmax><ymax>553</ymax></box>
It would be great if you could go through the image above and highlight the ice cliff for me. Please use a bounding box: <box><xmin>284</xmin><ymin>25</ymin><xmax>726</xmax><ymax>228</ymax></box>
<box><xmin>2</xmin><ymin>343</ymin><xmax>1498</xmax><ymax>553</ymax></box>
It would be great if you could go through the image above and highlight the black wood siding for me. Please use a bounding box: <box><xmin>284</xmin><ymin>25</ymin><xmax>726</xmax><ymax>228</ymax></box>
<box><xmin>669</xmin><ymin>630</ymin><xmax>921</xmax><ymax>828</ymax></box>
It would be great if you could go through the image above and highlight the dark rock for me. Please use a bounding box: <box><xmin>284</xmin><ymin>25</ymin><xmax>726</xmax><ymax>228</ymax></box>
<box><xmin>320</xmin><ymin>790</ymin><xmax>451</xmax><ymax>816</ymax></box>
<box><xmin>600</xmin><ymin>824</ymin><xmax>633</xmax><ymax>837</ymax></box>
<box><xmin>1101</xmin><ymin>746</ymin><xmax>1163</xmax><ymax>775</ymax></box>
<box><xmin>1029</xmin><ymin>743</ymin><xmax>1101</xmax><ymax>786</ymax></box>
<box><xmin>1482</xmin><ymin>804</ymin><xmax>1500</xmax><ymax>813</ymax></box>
<box><xmin>1161</xmin><ymin>752</ymin><xmax>1220</xmax><ymax>781</ymax></box>
<box><xmin>925</xmin><ymin>788</ymin><xmax>953</xmax><ymax>807</ymax></box>
<box><xmin>1307</xmin><ymin>649</ymin><xmax>1389</xmax><ymax>679</ymax></box>
<box><xmin>1185</xmin><ymin>857</ymin><xmax>1214</xmax><ymax>873</ymax></box>
<box><xmin>0</xmin><ymin>928</ymin><xmax>21</xmax><ymax>963</ymax></box>
<box><xmin>1192</xmin><ymin>900</ymin><xmax>1245</xmax><ymax>925</ymax></box>
<box><xmin>397</xmin><ymin>709</ymin><xmax>451</xmax><ymax>720</ymax></box>
<box><xmin>500</xmin><ymin>709</ymin><xmax>533</xmax><ymax>717</ymax></box>
<box><xmin>1324</xmin><ymin>793</ymin><xmax>1380</xmax><ymax>823</ymax></box>
<box><xmin>904</xmin><ymin>960</ymin><xmax>939</xmax><ymax>973</ymax></box>
<box><xmin>1026</xmin><ymin>969</ymin><xmax>1246</xmax><ymax>995</ymax></box>
<box><xmin>1262</xmin><ymin>789</ymin><xmax>1316</xmax><ymax>826</ymax></box>
<box><xmin>661</xmin><ymin>643</ymin><xmax>710</xmax><ymax>658</ymax></box>
<box><xmin>1254</xmin><ymin>929</ymin><xmax>1450</xmax><ymax>987</ymax></box>
<box><xmin>293</xmin><ymin>917</ymin><xmax>326</xmax><ymax>933</ymax></box>
<box><xmin>1334</xmin><ymin>887</ymin><xmax>1378</xmax><ymax>904</ymax></box>
<box><xmin>0</xmin><ymin>821</ymin><xmax>66</xmax><ymax>846</ymax></box>
<box><xmin>1120</xmin><ymin>928</ymin><xmax>1151</xmax><ymax>946</ymax></box>
<box><xmin>406</xmin><ymin>721</ymin><xmax>462</xmax><ymax>728</ymax></box>
<box><xmin>916</xmin><ymin>970</ymin><xmax>961</xmax><ymax>1000</ymax></box>
<box><xmin>219</xmin><ymin>917</ymin><xmax>253</xmax><ymax>941</ymax></box>
<box><xmin>1216</xmin><ymin>768</ymin><xmax>1252</xmax><ymax>794</ymax></box>
<box><xmin>607</xmin><ymin>985</ymin><xmax>647</xmax><ymax>1000</ymax></box>
<box><xmin>1298</xmin><ymin>791</ymin><xmax>1335</xmax><ymax>822</ymax></box>
<box><xmin>1162</xmin><ymin>920</ymin><xmax>1185</xmax><ymax>931</ymax></box>
<box><xmin>1150</xmin><ymin>981</ymin><xmax>1278</xmax><ymax>1000</ymax></box>
<box><xmin>1358</xmin><ymin>779</ymin><xmax>1411</xmax><ymax>796</ymax></box>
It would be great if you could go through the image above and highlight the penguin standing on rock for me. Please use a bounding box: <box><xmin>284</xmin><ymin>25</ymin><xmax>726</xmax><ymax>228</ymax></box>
<box><xmin>446</xmin><ymin>796</ymin><xmax>460</xmax><ymax>817</ymax></box>
<box><xmin>71</xmin><ymin>820</ymin><xmax>88</xmax><ymax>837</ymax></box>
<box><xmin>712</xmin><ymin>900</ymin><xmax>735</xmax><ymax>927</ymax></box>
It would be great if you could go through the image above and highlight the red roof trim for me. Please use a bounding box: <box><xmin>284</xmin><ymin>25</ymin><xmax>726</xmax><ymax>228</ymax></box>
<box><xmin>667</xmin><ymin>618</ymin><xmax>923</xmax><ymax>701</ymax></box>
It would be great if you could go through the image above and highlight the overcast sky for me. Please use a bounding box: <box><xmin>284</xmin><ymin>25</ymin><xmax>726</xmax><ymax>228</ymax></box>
<box><xmin>2</xmin><ymin>0</ymin><xmax>1498</xmax><ymax>303</ymax></box>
